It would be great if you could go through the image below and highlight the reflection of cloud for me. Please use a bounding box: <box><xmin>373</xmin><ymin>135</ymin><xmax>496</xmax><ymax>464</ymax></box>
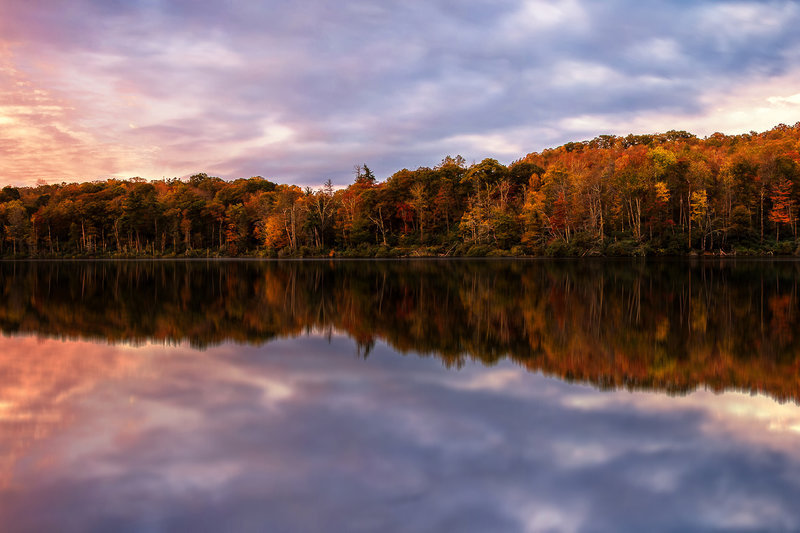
<box><xmin>618</xmin><ymin>389</ymin><xmax>800</xmax><ymax>454</ymax></box>
<box><xmin>443</xmin><ymin>367</ymin><xmax>524</xmax><ymax>392</ymax></box>
<box><xmin>0</xmin><ymin>336</ymin><xmax>143</xmax><ymax>489</ymax></box>
<box><xmin>2</xmin><ymin>335</ymin><xmax>800</xmax><ymax>531</ymax></box>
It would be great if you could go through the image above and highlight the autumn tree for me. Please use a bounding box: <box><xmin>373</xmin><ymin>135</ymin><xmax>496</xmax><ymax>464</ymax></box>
<box><xmin>307</xmin><ymin>179</ymin><xmax>338</xmax><ymax>249</ymax></box>
<box><xmin>409</xmin><ymin>182</ymin><xmax>427</xmax><ymax>242</ymax></box>
<box><xmin>769</xmin><ymin>177</ymin><xmax>795</xmax><ymax>241</ymax></box>
<box><xmin>2</xmin><ymin>200</ymin><xmax>29</xmax><ymax>255</ymax></box>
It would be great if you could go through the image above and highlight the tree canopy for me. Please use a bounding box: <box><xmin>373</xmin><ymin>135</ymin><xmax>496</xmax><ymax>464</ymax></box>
<box><xmin>1</xmin><ymin>123</ymin><xmax>800</xmax><ymax>257</ymax></box>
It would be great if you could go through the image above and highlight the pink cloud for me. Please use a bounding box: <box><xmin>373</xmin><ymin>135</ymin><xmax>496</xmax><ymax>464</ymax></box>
<box><xmin>0</xmin><ymin>47</ymin><xmax>146</xmax><ymax>185</ymax></box>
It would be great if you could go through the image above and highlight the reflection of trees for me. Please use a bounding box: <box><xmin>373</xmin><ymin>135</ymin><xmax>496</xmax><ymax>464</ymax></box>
<box><xmin>1</xmin><ymin>259</ymin><xmax>799</xmax><ymax>401</ymax></box>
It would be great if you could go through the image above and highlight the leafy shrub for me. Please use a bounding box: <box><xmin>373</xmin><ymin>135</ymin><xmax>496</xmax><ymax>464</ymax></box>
<box><xmin>465</xmin><ymin>244</ymin><xmax>493</xmax><ymax>257</ymax></box>
<box><xmin>544</xmin><ymin>240</ymin><xmax>571</xmax><ymax>257</ymax></box>
<box><xmin>605</xmin><ymin>239</ymin><xmax>639</xmax><ymax>256</ymax></box>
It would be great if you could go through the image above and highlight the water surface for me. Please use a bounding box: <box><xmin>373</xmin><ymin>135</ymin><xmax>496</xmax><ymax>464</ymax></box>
<box><xmin>1</xmin><ymin>259</ymin><xmax>799</xmax><ymax>532</ymax></box>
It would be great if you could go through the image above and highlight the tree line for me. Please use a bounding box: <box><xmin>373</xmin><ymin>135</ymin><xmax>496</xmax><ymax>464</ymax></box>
<box><xmin>2</xmin><ymin>123</ymin><xmax>800</xmax><ymax>257</ymax></box>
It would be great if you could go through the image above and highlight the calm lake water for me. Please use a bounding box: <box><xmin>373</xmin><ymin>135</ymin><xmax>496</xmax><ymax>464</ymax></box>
<box><xmin>1</xmin><ymin>259</ymin><xmax>800</xmax><ymax>532</ymax></box>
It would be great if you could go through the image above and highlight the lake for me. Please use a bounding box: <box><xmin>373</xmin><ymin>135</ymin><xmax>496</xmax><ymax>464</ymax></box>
<box><xmin>1</xmin><ymin>259</ymin><xmax>800</xmax><ymax>532</ymax></box>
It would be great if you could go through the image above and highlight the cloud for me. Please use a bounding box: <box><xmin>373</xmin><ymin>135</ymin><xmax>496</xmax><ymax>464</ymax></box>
<box><xmin>768</xmin><ymin>93</ymin><xmax>800</xmax><ymax>106</ymax></box>
<box><xmin>2</xmin><ymin>0</ymin><xmax>800</xmax><ymax>186</ymax></box>
<box><xmin>0</xmin><ymin>48</ymin><xmax>148</xmax><ymax>182</ymax></box>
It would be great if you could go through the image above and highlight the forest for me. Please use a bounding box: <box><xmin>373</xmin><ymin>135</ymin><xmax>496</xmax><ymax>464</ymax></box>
<box><xmin>1</xmin><ymin>123</ymin><xmax>800</xmax><ymax>257</ymax></box>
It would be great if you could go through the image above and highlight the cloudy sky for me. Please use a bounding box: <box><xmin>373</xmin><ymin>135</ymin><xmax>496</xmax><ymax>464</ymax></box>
<box><xmin>2</xmin><ymin>0</ymin><xmax>800</xmax><ymax>187</ymax></box>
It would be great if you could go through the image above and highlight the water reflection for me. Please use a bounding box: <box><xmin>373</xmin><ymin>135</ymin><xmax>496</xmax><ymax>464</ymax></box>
<box><xmin>2</xmin><ymin>334</ymin><xmax>800</xmax><ymax>532</ymax></box>
<box><xmin>1</xmin><ymin>257</ymin><xmax>800</xmax><ymax>531</ymax></box>
<box><xmin>1</xmin><ymin>259</ymin><xmax>799</xmax><ymax>401</ymax></box>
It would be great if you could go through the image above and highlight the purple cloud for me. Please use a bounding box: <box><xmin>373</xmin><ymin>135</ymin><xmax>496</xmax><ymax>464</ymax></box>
<box><xmin>2</xmin><ymin>0</ymin><xmax>800</xmax><ymax>186</ymax></box>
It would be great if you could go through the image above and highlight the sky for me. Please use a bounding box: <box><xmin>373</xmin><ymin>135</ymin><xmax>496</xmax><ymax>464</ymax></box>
<box><xmin>2</xmin><ymin>0</ymin><xmax>800</xmax><ymax>187</ymax></box>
